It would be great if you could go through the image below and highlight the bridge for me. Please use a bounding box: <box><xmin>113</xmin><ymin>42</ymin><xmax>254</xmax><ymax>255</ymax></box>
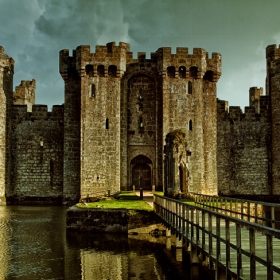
<box><xmin>153</xmin><ymin>194</ymin><xmax>280</xmax><ymax>280</ymax></box>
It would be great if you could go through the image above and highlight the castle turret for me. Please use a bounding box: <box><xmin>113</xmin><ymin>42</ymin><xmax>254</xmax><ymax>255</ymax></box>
<box><xmin>160</xmin><ymin>47</ymin><xmax>222</xmax><ymax>195</ymax></box>
<box><xmin>60</xmin><ymin>42</ymin><xmax>130</xmax><ymax>202</ymax></box>
<box><xmin>13</xmin><ymin>79</ymin><xmax>36</xmax><ymax>112</ymax></box>
<box><xmin>249</xmin><ymin>87</ymin><xmax>263</xmax><ymax>114</ymax></box>
<box><xmin>0</xmin><ymin>46</ymin><xmax>14</xmax><ymax>204</ymax></box>
<box><xmin>266</xmin><ymin>44</ymin><xmax>280</xmax><ymax>195</ymax></box>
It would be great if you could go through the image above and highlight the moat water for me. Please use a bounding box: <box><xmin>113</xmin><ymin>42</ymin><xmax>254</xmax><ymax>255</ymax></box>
<box><xmin>0</xmin><ymin>206</ymin><xmax>185</xmax><ymax>280</ymax></box>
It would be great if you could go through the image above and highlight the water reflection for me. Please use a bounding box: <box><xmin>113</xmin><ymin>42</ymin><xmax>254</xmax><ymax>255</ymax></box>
<box><xmin>0</xmin><ymin>206</ymin><xmax>179</xmax><ymax>280</ymax></box>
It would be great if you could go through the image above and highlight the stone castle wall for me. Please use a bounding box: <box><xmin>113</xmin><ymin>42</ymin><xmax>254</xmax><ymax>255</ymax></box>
<box><xmin>217</xmin><ymin>100</ymin><xmax>271</xmax><ymax>196</ymax></box>
<box><xmin>7</xmin><ymin>105</ymin><xmax>64</xmax><ymax>204</ymax></box>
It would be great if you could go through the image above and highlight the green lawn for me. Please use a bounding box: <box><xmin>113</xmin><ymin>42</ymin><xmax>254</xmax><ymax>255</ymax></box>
<box><xmin>77</xmin><ymin>198</ymin><xmax>152</xmax><ymax>211</ymax></box>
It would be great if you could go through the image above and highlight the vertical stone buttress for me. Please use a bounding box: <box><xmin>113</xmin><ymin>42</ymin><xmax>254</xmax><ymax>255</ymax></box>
<box><xmin>13</xmin><ymin>79</ymin><xmax>36</xmax><ymax>112</ymax></box>
<box><xmin>0</xmin><ymin>46</ymin><xmax>14</xmax><ymax>204</ymax></box>
<box><xmin>160</xmin><ymin>47</ymin><xmax>221</xmax><ymax>195</ymax></box>
<box><xmin>60</xmin><ymin>49</ymin><xmax>81</xmax><ymax>204</ymax></box>
<box><xmin>266</xmin><ymin>44</ymin><xmax>280</xmax><ymax>195</ymax></box>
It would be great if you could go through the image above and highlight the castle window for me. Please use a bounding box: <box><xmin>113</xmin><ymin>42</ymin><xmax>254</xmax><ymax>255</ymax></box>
<box><xmin>108</xmin><ymin>65</ymin><xmax>117</xmax><ymax>77</ymax></box>
<box><xmin>85</xmin><ymin>64</ymin><xmax>94</xmax><ymax>77</ymax></box>
<box><xmin>105</xmin><ymin>118</ymin><xmax>109</xmax><ymax>129</ymax></box>
<box><xmin>179</xmin><ymin>66</ymin><xmax>186</xmax><ymax>78</ymax></box>
<box><xmin>139</xmin><ymin>116</ymin><xmax>143</xmax><ymax>127</ymax></box>
<box><xmin>188</xmin><ymin>81</ymin><xmax>192</xmax><ymax>94</ymax></box>
<box><xmin>97</xmin><ymin>65</ymin><xmax>105</xmax><ymax>77</ymax></box>
<box><xmin>91</xmin><ymin>84</ymin><xmax>95</xmax><ymax>97</ymax></box>
<box><xmin>203</xmin><ymin>70</ymin><xmax>214</xmax><ymax>82</ymax></box>
<box><xmin>167</xmin><ymin>66</ymin><xmax>175</xmax><ymax>78</ymax></box>
<box><xmin>189</xmin><ymin>66</ymin><xmax>198</xmax><ymax>79</ymax></box>
<box><xmin>139</xmin><ymin>88</ymin><xmax>143</xmax><ymax>100</ymax></box>
<box><xmin>188</xmin><ymin>119</ymin><xmax>192</xmax><ymax>131</ymax></box>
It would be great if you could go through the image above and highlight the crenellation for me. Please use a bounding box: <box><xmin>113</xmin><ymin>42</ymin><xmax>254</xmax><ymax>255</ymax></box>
<box><xmin>229</xmin><ymin>106</ymin><xmax>242</xmax><ymax>119</ymax></box>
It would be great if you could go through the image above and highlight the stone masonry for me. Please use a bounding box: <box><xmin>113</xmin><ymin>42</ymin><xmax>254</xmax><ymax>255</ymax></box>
<box><xmin>0</xmin><ymin>42</ymin><xmax>280</xmax><ymax>205</ymax></box>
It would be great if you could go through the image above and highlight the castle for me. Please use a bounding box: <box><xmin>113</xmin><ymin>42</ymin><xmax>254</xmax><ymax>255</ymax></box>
<box><xmin>0</xmin><ymin>42</ymin><xmax>280</xmax><ymax>205</ymax></box>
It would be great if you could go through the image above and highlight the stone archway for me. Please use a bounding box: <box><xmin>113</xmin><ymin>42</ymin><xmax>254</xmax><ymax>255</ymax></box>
<box><xmin>131</xmin><ymin>155</ymin><xmax>152</xmax><ymax>190</ymax></box>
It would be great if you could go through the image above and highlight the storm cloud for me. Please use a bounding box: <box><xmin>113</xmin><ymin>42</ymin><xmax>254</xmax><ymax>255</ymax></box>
<box><xmin>1</xmin><ymin>0</ymin><xmax>280</xmax><ymax>109</ymax></box>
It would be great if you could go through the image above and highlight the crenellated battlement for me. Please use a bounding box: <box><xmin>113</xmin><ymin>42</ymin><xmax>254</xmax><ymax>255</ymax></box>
<box><xmin>266</xmin><ymin>44</ymin><xmax>280</xmax><ymax>61</ymax></box>
<box><xmin>11</xmin><ymin>104</ymin><xmax>64</xmax><ymax>122</ymax></box>
<box><xmin>59</xmin><ymin>42</ymin><xmax>222</xmax><ymax>81</ymax></box>
<box><xmin>60</xmin><ymin>42</ymin><xmax>132</xmax><ymax>79</ymax></box>
<box><xmin>156</xmin><ymin>46</ymin><xmax>221</xmax><ymax>81</ymax></box>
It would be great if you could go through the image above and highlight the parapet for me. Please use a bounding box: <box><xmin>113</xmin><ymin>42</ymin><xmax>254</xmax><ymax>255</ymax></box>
<box><xmin>156</xmin><ymin>46</ymin><xmax>222</xmax><ymax>81</ymax></box>
<box><xmin>59</xmin><ymin>42</ymin><xmax>131</xmax><ymax>79</ymax></box>
<box><xmin>229</xmin><ymin>106</ymin><xmax>243</xmax><ymax>119</ymax></box>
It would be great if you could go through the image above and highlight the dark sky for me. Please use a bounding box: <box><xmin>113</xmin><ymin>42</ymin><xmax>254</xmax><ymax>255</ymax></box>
<box><xmin>1</xmin><ymin>0</ymin><xmax>279</xmax><ymax>110</ymax></box>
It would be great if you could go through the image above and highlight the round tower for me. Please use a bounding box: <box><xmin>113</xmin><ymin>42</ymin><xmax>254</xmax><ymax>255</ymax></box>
<box><xmin>0</xmin><ymin>46</ymin><xmax>14</xmax><ymax>204</ymax></box>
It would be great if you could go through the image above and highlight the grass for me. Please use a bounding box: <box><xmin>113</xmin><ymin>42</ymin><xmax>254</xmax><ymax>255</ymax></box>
<box><xmin>76</xmin><ymin>197</ymin><xmax>152</xmax><ymax>211</ymax></box>
<box><xmin>154</xmin><ymin>191</ymin><xmax>164</xmax><ymax>196</ymax></box>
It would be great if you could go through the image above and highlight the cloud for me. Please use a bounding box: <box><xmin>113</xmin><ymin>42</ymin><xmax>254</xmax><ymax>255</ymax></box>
<box><xmin>0</xmin><ymin>0</ymin><xmax>280</xmax><ymax>109</ymax></box>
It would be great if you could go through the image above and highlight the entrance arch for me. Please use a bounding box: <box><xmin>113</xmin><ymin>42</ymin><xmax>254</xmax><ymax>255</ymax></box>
<box><xmin>131</xmin><ymin>155</ymin><xmax>152</xmax><ymax>190</ymax></box>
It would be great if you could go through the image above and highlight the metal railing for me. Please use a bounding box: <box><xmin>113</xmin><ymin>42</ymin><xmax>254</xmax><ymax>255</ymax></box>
<box><xmin>188</xmin><ymin>193</ymin><xmax>280</xmax><ymax>229</ymax></box>
<box><xmin>154</xmin><ymin>194</ymin><xmax>280</xmax><ymax>280</ymax></box>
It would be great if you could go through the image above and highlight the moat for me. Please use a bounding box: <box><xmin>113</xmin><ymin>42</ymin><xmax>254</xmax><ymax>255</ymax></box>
<box><xmin>0</xmin><ymin>206</ymin><xmax>186</xmax><ymax>279</ymax></box>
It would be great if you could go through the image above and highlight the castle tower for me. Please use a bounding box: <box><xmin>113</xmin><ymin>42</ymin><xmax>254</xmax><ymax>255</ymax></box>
<box><xmin>60</xmin><ymin>42</ymin><xmax>130</xmax><ymax>202</ymax></box>
<box><xmin>13</xmin><ymin>79</ymin><xmax>36</xmax><ymax>112</ymax></box>
<box><xmin>249</xmin><ymin>87</ymin><xmax>264</xmax><ymax>114</ymax></box>
<box><xmin>0</xmin><ymin>46</ymin><xmax>14</xmax><ymax>204</ymax></box>
<box><xmin>266</xmin><ymin>44</ymin><xmax>280</xmax><ymax>195</ymax></box>
<box><xmin>161</xmin><ymin>48</ymin><xmax>221</xmax><ymax>195</ymax></box>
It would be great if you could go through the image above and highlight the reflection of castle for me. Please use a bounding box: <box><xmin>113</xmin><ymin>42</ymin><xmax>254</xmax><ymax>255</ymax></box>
<box><xmin>0</xmin><ymin>42</ymin><xmax>280</xmax><ymax>205</ymax></box>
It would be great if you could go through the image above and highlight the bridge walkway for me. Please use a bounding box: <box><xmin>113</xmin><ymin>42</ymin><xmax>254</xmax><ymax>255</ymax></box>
<box><xmin>154</xmin><ymin>194</ymin><xmax>280</xmax><ymax>280</ymax></box>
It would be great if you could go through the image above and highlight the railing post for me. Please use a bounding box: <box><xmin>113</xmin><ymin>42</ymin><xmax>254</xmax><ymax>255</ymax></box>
<box><xmin>241</xmin><ymin>201</ymin><xmax>244</xmax><ymax>220</ymax></box>
<box><xmin>271</xmin><ymin>206</ymin><xmax>275</xmax><ymax>229</ymax></box>
<box><xmin>247</xmin><ymin>202</ymin><xmax>251</xmax><ymax>222</ymax></box>
<box><xmin>236</xmin><ymin>223</ymin><xmax>243</xmax><ymax>278</ymax></box>
<box><xmin>225</xmin><ymin>220</ymin><xmax>231</xmax><ymax>279</ymax></box>
<box><xmin>215</xmin><ymin>217</ymin><xmax>221</xmax><ymax>279</ymax></box>
<box><xmin>267</xmin><ymin>234</ymin><xmax>273</xmax><ymax>279</ymax></box>
<box><xmin>249</xmin><ymin>228</ymin><xmax>256</xmax><ymax>280</ymax></box>
<box><xmin>254</xmin><ymin>203</ymin><xmax>258</xmax><ymax>224</ymax></box>
<box><xmin>196</xmin><ymin>207</ymin><xmax>200</xmax><ymax>247</ymax></box>
<box><xmin>208</xmin><ymin>213</ymin><xmax>213</xmax><ymax>269</ymax></box>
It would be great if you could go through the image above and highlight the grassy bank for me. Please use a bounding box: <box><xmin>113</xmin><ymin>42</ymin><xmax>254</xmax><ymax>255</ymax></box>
<box><xmin>77</xmin><ymin>191</ymin><xmax>152</xmax><ymax>211</ymax></box>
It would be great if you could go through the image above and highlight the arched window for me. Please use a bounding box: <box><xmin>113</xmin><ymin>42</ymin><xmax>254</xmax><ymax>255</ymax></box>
<box><xmin>108</xmin><ymin>65</ymin><xmax>117</xmax><ymax>77</ymax></box>
<box><xmin>97</xmin><ymin>65</ymin><xmax>105</xmax><ymax>77</ymax></box>
<box><xmin>139</xmin><ymin>116</ymin><xmax>143</xmax><ymax>127</ymax></box>
<box><xmin>91</xmin><ymin>84</ymin><xmax>95</xmax><ymax>97</ymax></box>
<box><xmin>189</xmin><ymin>66</ymin><xmax>198</xmax><ymax>79</ymax></box>
<box><xmin>85</xmin><ymin>64</ymin><xmax>94</xmax><ymax>77</ymax></box>
<box><xmin>203</xmin><ymin>70</ymin><xmax>214</xmax><ymax>82</ymax></box>
<box><xmin>179</xmin><ymin>66</ymin><xmax>186</xmax><ymax>78</ymax></box>
<box><xmin>188</xmin><ymin>81</ymin><xmax>192</xmax><ymax>94</ymax></box>
<box><xmin>167</xmin><ymin>66</ymin><xmax>175</xmax><ymax>78</ymax></box>
<box><xmin>188</xmin><ymin>119</ymin><xmax>192</xmax><ymax>131</ymax></box>
<box><xmin>105</xmin><ymin>118</ymin><xmax>109</xmax><ymax>129</ymax></box>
